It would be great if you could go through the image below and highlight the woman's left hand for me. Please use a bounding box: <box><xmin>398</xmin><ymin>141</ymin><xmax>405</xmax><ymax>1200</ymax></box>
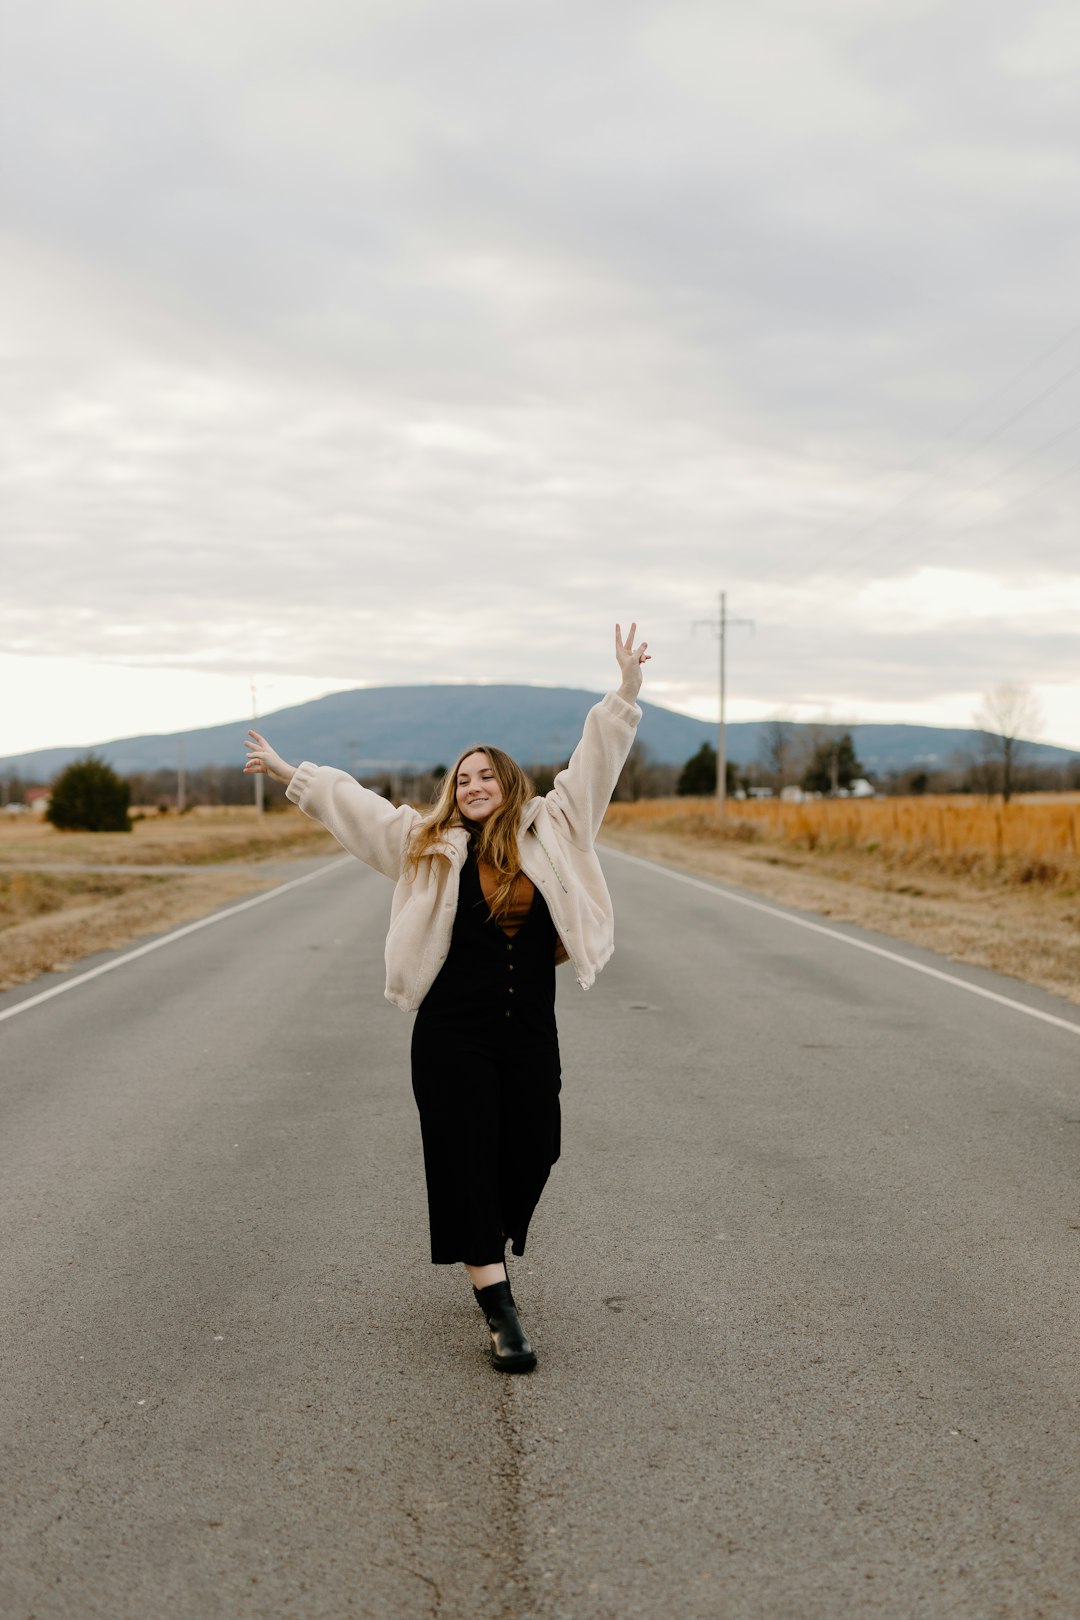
<box><xmin>615</xmin><ymin>621</ymin><xmax>650</xmax><ymax>701</ymax></box>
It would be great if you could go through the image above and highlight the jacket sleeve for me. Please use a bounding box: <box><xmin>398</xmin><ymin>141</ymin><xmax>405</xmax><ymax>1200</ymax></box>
<box><xmin>544</xmin><ymin>691</ymin><xmax>642</xmax><ymax>849</ymax></box>
<box><xmin>286</xmin><ymin>763</ymin><xmax>420</xmax><ymax>879</ymax></box>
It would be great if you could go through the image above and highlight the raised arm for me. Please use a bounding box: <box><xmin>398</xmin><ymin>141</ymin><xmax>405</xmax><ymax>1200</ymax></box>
<box><xmin>244</xmin><ymin>729</ymin><xmax>418</xmax><ymax>878</ymax></box>
<box><xmin>544</xmin><ymin>622</ymin><xmax>650</xmax><ymax>847</ymax></box>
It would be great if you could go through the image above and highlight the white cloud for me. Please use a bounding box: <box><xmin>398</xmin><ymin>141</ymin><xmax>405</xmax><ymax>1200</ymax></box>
<box><xmin>855</xmin><ymin>567</ymin><xmax>1080</xmax><ymax>627</ymax></box>
<box><xmin>2</xmin><ymin>0</ymin><xmax>1079</xmax><ymax>755</ymax></box>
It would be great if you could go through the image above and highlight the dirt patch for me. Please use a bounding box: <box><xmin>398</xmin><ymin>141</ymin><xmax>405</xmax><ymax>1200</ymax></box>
<box><xmin>600</xmin><ymin>819</ymin><xmax>1080</xmax><ymax>1008</ymax></box>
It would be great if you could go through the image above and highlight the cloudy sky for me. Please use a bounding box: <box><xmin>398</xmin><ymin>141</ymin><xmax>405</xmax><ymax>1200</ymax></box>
<box><xmin>4</xmin><ymin>0</ymin><xmax>1080</xmax><ymax>759</ymax></box>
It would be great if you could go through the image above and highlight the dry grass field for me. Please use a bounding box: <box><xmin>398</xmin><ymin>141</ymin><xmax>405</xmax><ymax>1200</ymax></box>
<box><xmin>608</xmin><ymin>793</ymin><xmax>1080</xmax><ymax>867</ymax></box>
<box><xmin>601</xmin><ymin>796</ymin><xmax>1080</xmax><ymax>1007</ymax></box>
<box><xmin>0</xmin><ymin>808</ymin><xmax>339</xmax><ymax>991</ymax></box>
<box><xmin>3</xmin><ymin>797</ymin><xmax>1078</xmax><ymax>1007</ymax></box>
<box><xmin>0</xmin><ymin>803</ymin><xmax>338</xmax><ymax>868</ymax></box>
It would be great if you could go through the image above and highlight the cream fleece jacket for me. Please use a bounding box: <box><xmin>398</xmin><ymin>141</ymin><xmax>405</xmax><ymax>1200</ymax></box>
<box><xmin>285</xmin><ymin>690</ymin><xmax>642</xmax><ymax>1011</ymax></box>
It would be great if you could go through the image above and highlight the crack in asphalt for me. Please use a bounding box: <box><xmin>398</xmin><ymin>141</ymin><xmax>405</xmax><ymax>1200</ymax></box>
<box><xmin>492</xmin><ymin>1375</ymin><xmax>540</xmax><ymax>1620</ymax></box>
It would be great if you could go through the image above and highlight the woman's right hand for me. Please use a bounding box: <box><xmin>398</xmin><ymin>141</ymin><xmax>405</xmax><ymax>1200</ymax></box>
<box><xmin>243</xmin><ymin>729</ymin><xmax>297</xmax><ymax>787</ymax></box>
<box><xmin>615</xmin><ymin>620</ymin><xmax>650</xmax><ymax>701</ymax></box>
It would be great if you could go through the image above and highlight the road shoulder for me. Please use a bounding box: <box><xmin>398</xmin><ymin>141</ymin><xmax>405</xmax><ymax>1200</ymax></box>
<box><xmin>599</xmin><ymin>823</ymin><xmax>1080</xmax><ymax>1008</ymax></box>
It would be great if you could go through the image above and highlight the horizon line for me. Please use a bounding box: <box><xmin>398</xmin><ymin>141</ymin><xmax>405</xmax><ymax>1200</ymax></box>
<box><xmin>1</xmin><ymin>677</ymin><xmax>1076</xmax><ymax>767</ymax></box>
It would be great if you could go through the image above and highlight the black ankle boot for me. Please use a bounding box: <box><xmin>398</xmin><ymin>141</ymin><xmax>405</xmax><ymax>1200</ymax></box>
<box><xmin>472</xmin><ymin>1280</ymin><xmax>537</xmax><ymax>1373</ymax></box>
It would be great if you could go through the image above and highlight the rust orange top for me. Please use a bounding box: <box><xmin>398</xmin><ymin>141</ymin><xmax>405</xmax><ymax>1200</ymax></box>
<box><xmin>476</xmin><ymin>859</ymin><xmax>535</xmax><ymax>936</ymax></box>
<box><xmin>477</xmin><ymin>857</ymin><xmax>569</xmax><ymax>961</ymax></box>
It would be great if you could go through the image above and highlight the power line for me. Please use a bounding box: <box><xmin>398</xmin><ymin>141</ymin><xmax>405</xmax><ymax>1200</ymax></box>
<box><xmin>791</xmin><ymin>348</ymin><xmax>1080</xmax><ymax>587</ymax></box>
<box><xmin>925</xmin><ymin>318</ymin><xmax>1080</xmax><ymax>433</ymax></box>
<box><xmin>852</xmin><ymin>317</ymin><xmax>1080</xmax><ymax>495</ymax></box>
<box><xmin>778</xmin><ymin>418</ymin><xmax>1080</xmax><ymax>596</ymax></box>
<box><xmin>666</xmin><ymin>325</ymin><xmax>1080</xmax><ymax>712</ymax></box>
<box><xmin>860</xmin><ymin>456</ymin><xmax>1080</xmax><ymax>579</ymax></box>
<box><xmin>753</xmin><ymin>456</ymin><xmax>1080</xmax><ymax>678</ymax></box>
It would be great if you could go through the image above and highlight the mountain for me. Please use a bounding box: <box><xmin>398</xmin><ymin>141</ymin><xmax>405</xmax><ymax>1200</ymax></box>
<box><xmin>2</xmin><ymin>685</ymin><xmax>1078</xmax><ymax>780</ymax></box>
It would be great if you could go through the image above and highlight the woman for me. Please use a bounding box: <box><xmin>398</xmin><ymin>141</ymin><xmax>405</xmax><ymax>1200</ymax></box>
<box><xmin>243</xmin><ymin>622</ymin><xmax>650</xmax><ymax>1373</ymax></box>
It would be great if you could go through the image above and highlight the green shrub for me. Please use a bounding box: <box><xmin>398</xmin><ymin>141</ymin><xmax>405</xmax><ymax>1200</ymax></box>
<box><xmin>677</xmin><ymin>744</ymin><xmax>738</xmax><ymax>797</ymax></box>
<box><xmin>46</xmin><ymin>754</ymin><xmax>132</xmax><ymax>833</ymax></box>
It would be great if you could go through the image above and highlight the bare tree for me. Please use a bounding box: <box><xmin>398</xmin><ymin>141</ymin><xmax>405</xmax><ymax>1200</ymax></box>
<box><xmin>614</xmin><ymin>739</ymin><xmax>661</xmax><ymax>802</ymax></box>
<box><xmin>758</xmin><ymin>714</ymin><xmax>795</xmax><ymax>792</ymax></box>
<box><xmin>973</xmin><ymin>683</ymin><xmax>1043</xmax><ymax>803</ymax></box>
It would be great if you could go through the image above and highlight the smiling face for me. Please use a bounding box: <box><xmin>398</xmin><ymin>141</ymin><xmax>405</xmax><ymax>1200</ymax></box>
<box><xmin>455</xmin><ymin>751</ymin><xmax>505</xmax><ymax>823</ymax></box>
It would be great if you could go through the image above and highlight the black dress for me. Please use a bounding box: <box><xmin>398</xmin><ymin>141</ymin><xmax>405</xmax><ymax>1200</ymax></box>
<box><xmin>410</xmin><ymin>842</ymin><xmax>563</xmax><ymax>1265</ymax></box>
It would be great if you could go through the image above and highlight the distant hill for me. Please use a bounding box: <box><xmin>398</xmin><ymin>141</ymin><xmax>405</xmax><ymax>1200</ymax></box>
<box><xmin>2</xmin><ymin>684</ymin><xmax>1078</xmax><ymax>780</ymax></box>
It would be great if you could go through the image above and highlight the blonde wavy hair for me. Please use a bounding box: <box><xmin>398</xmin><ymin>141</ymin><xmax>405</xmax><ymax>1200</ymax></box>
<box><xmin>405</xmin><ymin>744</ymin><xmax>535</xmax><ymax>921</ymax></box>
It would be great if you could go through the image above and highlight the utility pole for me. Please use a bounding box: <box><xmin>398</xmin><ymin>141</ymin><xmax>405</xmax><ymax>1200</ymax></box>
<box><xmin>177</xmin><ymin>738</ymin><xmax>186</xmax><ymax>814</ymax></box>
<box><xmin>250</xmin><ymin>677</ymin><xmax>264</xmax><ymax>816</ymax></box>
<box><xmin>693</xmin><ymin>590</ymin><xmax>754</xmax><ymax>816</ymax></box>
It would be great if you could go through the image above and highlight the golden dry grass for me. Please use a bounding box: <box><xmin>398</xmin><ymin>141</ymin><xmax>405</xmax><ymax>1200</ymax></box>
<box><xmin>607</xmin><ymin>794</ymin><xmax>1080</xmax><ymax>868</ymax></box>
<box><xmin>0</xmin><ymin>804</ymin><xmax>339</xmax><ymax>867</ymax></box>
<box><xmin>1</xmin><ymin>869</ymin><xmax>163</xmax><ymax>930</ymax></box>
<box><xmin>0</xmin><ymin>870</ymin><xmax>284</xmax><ymax>990</ymax></box>
<box><xmin>601</xmin><ymin>798</ymin><xmax>1080</xmax><ymax>1007</ymax></box>
<box><xmin>0</xmin><ymin>808</ymin><xmax>340</xmax><ymax>991</ymax></box>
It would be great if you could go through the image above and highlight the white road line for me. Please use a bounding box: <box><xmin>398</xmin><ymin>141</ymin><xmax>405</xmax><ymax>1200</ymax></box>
<box><xmin>0</xmin><ymin>857</ymin><xmax>352</xmax><ymax>1026</ymax></box>
<box><xmin>602</xmin><ymin>844</ymin><xmax>1080</xmax><ymax>1038</ymax></box>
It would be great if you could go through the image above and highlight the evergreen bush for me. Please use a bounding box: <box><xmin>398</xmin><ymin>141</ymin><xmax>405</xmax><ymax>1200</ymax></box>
<box><xmin>46</xmin><ymin>754</ymin><xmax>132</xmax><ymax>832</ymax></box>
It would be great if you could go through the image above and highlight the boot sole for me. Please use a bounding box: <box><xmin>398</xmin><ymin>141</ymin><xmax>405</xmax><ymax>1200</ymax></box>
<box><xmin>492</xmin><ymin>1354</ymin><xmax>537</xmax><ymax>1373</ymax></box>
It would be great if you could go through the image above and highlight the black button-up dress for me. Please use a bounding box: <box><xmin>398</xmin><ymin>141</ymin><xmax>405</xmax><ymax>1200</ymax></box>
<box><xmin>410</xmin><ymin>842</ymin><xmax>563</xmax><ymax>1264</ymax></box>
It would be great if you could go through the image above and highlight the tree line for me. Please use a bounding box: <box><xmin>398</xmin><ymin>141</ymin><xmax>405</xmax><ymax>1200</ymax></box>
<box><xmin>610</xmin><ymin>727</ymin><xmax>1079</xmax><ymax>803</ymax></box>
<box><xmin>5</xmin><ymin>691</ymin><xmax>1075</xmax><ymax>833</ymax></box>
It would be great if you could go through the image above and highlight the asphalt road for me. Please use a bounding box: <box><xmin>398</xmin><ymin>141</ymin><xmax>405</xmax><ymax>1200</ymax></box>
<box><xmin>2</xmin><ymin>847</ymin><xmax>1078</xmax><ymax>1620</ymax></box>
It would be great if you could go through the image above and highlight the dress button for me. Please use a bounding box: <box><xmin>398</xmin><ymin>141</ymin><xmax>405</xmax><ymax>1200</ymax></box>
<box><xmin>505</xmin><ymin>1009</ymin><xmax>512</xmax><ymax>1018</ymax></box>
<box><xmin>508</xmin><ymin>987</ymin><xmax>514</xmax><ymax>995</ymax></box>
